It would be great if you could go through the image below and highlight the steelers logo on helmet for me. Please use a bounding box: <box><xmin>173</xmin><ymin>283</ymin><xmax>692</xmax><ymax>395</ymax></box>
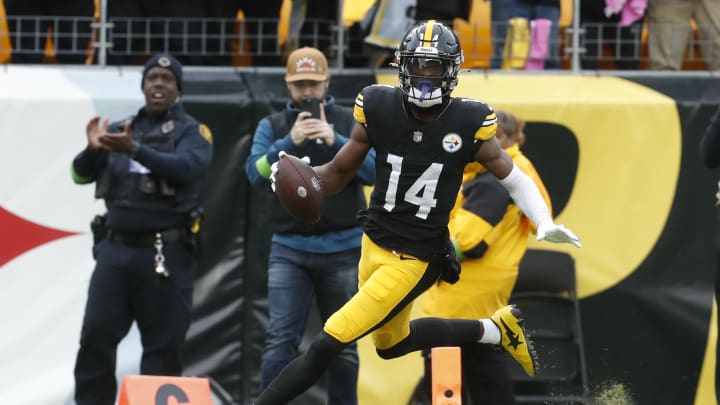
<box><xmin>396</xmin><ymin>19</ymin><xmax>463</xmax><ymax>108</ymax></box>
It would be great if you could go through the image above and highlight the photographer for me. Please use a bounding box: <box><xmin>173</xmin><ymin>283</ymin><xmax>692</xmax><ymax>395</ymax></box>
<box><xmin>245</xmin><ymin>46</ymin><xmax>375</xmax><ymax>405</ymax></box>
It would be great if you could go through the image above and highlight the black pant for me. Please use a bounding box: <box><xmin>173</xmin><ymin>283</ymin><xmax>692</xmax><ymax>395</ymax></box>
<box><xmin>410</xmin><ymin>344</ymin><xmax>517</xmax><ymax>405</ymax></box>
<box><xmin>4</xmin><ymin>0</ymin><xmax>93</xmax><ymax>64</ymax></box>
<box><xmin>74</xmin><ymin>237</ymin><xmax>195</xmax><ymax>405</ymax></box>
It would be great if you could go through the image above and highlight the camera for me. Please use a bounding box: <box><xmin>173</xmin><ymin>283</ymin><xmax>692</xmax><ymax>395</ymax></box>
<box><xmin>299</xmin><ymin>97</ymin><xmax>321</xmax><ymax>119</ymax></box>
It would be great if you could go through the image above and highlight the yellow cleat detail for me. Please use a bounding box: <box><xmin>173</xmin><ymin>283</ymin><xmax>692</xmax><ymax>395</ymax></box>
<box><xmin>490</xmin><ymin>305</ymin><xmax>538</xmax><ymax>376</ymax></box>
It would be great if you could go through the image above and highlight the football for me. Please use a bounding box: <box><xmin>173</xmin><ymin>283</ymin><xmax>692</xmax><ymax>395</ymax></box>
<box><xmin>274</xmin><ymin>154</ymin><xmax>324</xmax><ymax>224</ymax></box>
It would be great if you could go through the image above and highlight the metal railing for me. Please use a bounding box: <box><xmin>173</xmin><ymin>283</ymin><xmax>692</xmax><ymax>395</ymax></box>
<box><xmin>1</xmin><ymin>13</ymin><xmax>719</xmax><ymax>71</ymax></box>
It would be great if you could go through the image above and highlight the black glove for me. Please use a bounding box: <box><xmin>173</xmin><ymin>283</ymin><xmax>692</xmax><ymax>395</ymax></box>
<box><xmin>438</xmin><ymin>238</ymin><xmax>461</xmax><ymax>284</ymax></box>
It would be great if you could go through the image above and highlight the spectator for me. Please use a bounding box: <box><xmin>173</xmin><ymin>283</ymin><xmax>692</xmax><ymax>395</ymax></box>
<box><xmin>647</xmin><ymin>0</ymin><xmax>720</xmax><ymax>70</ymax></box>
<box><xmin>409</xmin><ymin>110</ymin><xmax>551</xmax><ymax>404</ymax></box>
<box><xmin>71</xmin><ymin>53</ymin><xmax>213</xmax><ymax>404</ymax></box>
<box><xmin>252</xmin><ymin>20</ymin><xmax>580</xmax><ymax>405</ymax></box>
<box><xmin>581</xmin><ymin>0</ymin><xmax>646</xmax><ymax>70</ymax></box>
<box><xmin>489</xmin><ymin>0</ymin><xmax>561</xmax><ymax>70</ymax></box>
<box><xmin>245</xmin><ymin>46</ymin><xmax>375</xmax><ymax>405</ymax></box>
<box><xmin>4</xmin><ymin>0</ymin><xmax>94</xmax><ymax>64</ymax></box>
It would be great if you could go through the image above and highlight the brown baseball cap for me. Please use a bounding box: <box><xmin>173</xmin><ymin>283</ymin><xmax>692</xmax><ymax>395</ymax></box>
<box><xmin>285</xmin><ymin>47</ymin><xmax>329</xmax><ymax>83</ymax></box>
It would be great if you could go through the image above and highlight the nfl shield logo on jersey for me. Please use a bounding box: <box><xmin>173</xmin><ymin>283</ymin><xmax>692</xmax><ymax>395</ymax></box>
<box><xmin>413</xmin><ymin>130</ymin><xmax>423</xmax><ymax>143</ymax></box>
<box><xmin>442</xmin><ymin>133</ymin><xmax>462</xmax><ymax>153</ymax></box>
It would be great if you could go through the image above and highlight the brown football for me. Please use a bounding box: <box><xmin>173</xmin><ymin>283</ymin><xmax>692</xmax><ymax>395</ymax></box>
<box><xmin>274</xmin><ymin>154</ymin><xmax>324</xmax><ymax>224</ymax></box>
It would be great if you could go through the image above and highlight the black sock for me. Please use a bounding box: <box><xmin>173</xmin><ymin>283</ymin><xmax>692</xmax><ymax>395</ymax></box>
<box><xmin>376</xmin><ymin>317</ymin><xmax>481</xmax><ymax>359</ymax></box>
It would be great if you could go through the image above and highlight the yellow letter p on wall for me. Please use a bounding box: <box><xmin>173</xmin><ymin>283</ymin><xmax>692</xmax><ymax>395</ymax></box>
<box><xmin>406</xmin><ymin>74</ymin><xmax>679</xmax><ymax>298</ymax></box>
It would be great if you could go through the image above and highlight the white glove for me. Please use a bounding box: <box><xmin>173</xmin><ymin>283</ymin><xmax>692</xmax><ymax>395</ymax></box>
<box><xmin>269</xmin><ymin>151</ymin><xmax>311</xmax><ymax>192</ymax></box>
<box><xmin>537</xmin><ymin>223</ymin><xmax>582</xmax><ymax>248</ymax></box>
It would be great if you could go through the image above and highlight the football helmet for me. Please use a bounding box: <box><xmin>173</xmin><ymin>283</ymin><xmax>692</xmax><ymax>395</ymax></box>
<box><xmin>396</xmin><ymin>20</ymin><xmax>463</xmax><ymax>108</ymax></box>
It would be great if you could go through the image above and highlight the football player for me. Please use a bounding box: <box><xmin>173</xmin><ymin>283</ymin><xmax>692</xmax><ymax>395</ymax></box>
<box><xmin>256</xmin><ymin>19</ymin><xmax>580</xmax><ymax>405</ymax></box>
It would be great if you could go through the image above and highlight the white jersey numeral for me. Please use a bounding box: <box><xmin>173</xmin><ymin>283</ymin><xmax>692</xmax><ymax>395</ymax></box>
<box><xmin>383</xmin><ymin>153</ymin><xmax>443</xmax><ymax>219</ymax></box>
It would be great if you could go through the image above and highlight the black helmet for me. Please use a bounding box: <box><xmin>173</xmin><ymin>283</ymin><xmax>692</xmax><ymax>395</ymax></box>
<box><xmin>395</xmin><ymin>20</ymin><xmax>463</xmax><ymax>107</ymax></box>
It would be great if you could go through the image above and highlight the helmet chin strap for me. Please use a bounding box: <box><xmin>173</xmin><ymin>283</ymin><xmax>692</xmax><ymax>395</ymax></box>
<box><xmin>405</xmin><ymin>95</ymin><xmax>447</xmax><ymax>119</ymax></box>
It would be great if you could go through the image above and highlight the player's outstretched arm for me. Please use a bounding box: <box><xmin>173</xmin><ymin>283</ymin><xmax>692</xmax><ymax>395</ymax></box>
<box><xmin>476</xmin><ymin>138</ymin><xmax>581</xmax><ymax>248</ymax></box>
<box><xmin>314</xmin><ymin>122</ymin><xmax>371</xmax><ymax>195</ymax></box>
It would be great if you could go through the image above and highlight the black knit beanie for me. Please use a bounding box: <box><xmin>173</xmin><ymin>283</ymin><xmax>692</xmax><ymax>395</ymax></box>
<box><xmin>141</xmin><ymin>53</ymin><xmax>183</xmax><ymax>92</ymax></box>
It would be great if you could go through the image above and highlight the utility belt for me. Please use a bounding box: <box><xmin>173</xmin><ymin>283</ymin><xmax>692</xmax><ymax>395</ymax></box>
<box><xmin>90</xmin><ymin>207</ymin><xmax>204</xmax><ymax>256</ymax></box>
<box><xmin>107</xmin><ymin>228</ymin><xmax>187</xmax><ymax>246</ymax></box>
<box><xmin>102</xmin><ymin>228</ymin><xmax>192</xmax><ymax>278</ymax></box>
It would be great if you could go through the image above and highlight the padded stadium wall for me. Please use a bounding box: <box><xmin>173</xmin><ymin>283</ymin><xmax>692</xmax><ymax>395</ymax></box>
<box><xmin>0</xmin><ymin>66</ymin><xmax>717</xmax><ymax>405</ymax></box>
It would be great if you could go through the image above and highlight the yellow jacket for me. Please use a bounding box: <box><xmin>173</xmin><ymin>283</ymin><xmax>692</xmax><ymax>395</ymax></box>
<box><xmin>422</xmin><ymin>145</ymin><xmax>551</xmax><ymax>319</ymax></box>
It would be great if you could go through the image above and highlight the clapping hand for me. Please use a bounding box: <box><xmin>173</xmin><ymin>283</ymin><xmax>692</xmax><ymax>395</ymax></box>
<box><xmin>98</xmin><ymin>120</ymin><xmax>136</xmax><ymax>154</ymax></box>
<box><xmin>86</xmin><ymin>116</ymin><xmax>110</xmax><ymax>150</ymax></box>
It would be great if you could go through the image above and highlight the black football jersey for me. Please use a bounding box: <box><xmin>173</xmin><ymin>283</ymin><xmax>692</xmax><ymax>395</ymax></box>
<box><xmin>354</xmin><ymin>85</ymin><xmax>497</xmax><ymax>260</ymax></box>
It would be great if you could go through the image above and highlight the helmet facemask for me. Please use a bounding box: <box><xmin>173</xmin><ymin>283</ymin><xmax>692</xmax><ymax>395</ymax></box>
<box><xmin>398</xmin><ymin>54</ymin><xmax>460</xmax><ymax>108</ymax></box>
<box><xmin>396</xmin><ymin>20</ymin><xmax>464</xmax><ymax>109</ymax></box>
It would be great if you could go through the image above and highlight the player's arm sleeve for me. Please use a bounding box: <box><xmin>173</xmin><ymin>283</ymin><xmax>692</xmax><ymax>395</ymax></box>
<box><xmin>353</xmin><ymin>92</ymin><xmax>367</xmax><ymax>127</ymax></box>
<box><xmin>519</xmin><ymin>158</ymin><xmax>553</xmax><ymax>231</ymax></box>
<box><xmin>473</xmin><ymin>110</ymin><xmax>498</xmax><ymax>141</ymax></box>
<box><xmin>133</xmin><ymin>122</ymin><xmax>213</xmax><ymax>184</ymax></box>
<box><xmin>450</xmin><ymin>178</ymin><xmax>511</xmax><ymax>259</ymax></box>
<box><xmin>498</xmin><ymin>163</ymin><xmax>553</xmax><ymax>229</ymax></box>
<box><xmin>700</xmin><ymin>106</ymin><xmax>720</xmax><ymax>168</ymax></box>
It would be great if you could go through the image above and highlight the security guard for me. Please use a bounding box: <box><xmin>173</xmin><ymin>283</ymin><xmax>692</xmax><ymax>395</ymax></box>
<box><xmin>70</xmin><ymin>53</ymin><xmax>213</xmax><ymax>405</ymax></box>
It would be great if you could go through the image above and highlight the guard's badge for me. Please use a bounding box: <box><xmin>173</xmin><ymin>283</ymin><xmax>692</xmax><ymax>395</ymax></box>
<box><xmin>199</xmin><ymin>123</ymin><xmax>213</xmax><ymax>144</ymax></box>
<box><xmin>158</xmin><ymin>56</ymin><xmax>171</xmax><ymax>67</ymax></box>
<box><xmin>412</xmin><ymin>130</ymin><xmax>423</xmax><ymax>143</ymax></box>
<box><xmin>442</xmin><ymin>133</ymin><xmax>462</xmax><ymax>153</ymax></box>
<box><xmin>161</xmin><ymin>120</ymin><xmax>174</xmax><ymax>133</ymax></box>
